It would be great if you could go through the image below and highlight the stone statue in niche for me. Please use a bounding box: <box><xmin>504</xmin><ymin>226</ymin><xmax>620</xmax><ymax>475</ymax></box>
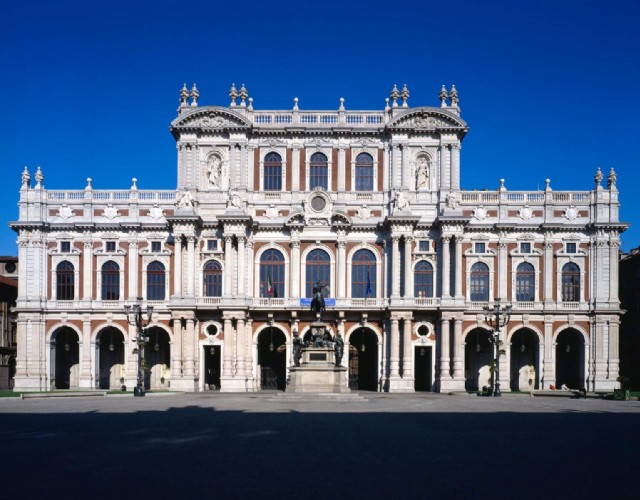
<box><xmin>393</xmin><ymin>191</ymin><xmax>409</xmax><ymax>212</ymax></box>
<box><xmin>415</xmin><ymin>156</ymin><xmax>429</xmax><ymax>190</ymax></box>
<box><xmin>177</xmin><ymin>189</ymin><xmax>194</xmax><ymax>208</ymax></box>
<box><xmin>228</xmin><ymin>189</ymin><xmax>243</xmax><ymax>210</ymax></box>
<box><xmin>207</xmin><ymin>156</ymin><xmax>222</xmax><ymax>187</ymax></box>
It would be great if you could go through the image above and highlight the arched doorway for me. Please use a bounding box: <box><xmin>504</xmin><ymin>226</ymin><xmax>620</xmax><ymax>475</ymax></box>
<box><xmin>349</xmin><ymin>327</ymin><xmax>378</xmax><ymax>391</ymax></box>
<box><xmin>51</xmin><ymin>327</ymin><xmax>80</xmax><ymax>389</ymax></box>
<box><xmin>203</xmin><ymin>345</ymin><xmax>221</xmax><ymax>390</ymax></box>
<box><xmin>144</xmin><ymin>327</ymin><xmax>171</xmax><ymax>390</ymax></box>
<box><xmin>556</xmin><ymin>329</ymin><xmax>585</xmax><ymax>390</ymax></box>
<box><xmin>414</xmin><ymin>344</ymin><xmax>433</xmax><ymax>391</ymax></box>
<box><xmin>257</xmin><ymin>327</ymin><xmax>286</xmax><ymax>390</ymax></box>
<box><xmin>510</xmin><ymin>329</ymin><xmax>540</xmax><ymax>391</ymax></box>
<box><xmin>97</xmin><ymin>327</ymin><xmax>125</xmax><ymax>389</ymax></box>
<box><xmin>464</xmin><ymin>328</ymin><xmax>493</xmax><ymax>391</ymax></box>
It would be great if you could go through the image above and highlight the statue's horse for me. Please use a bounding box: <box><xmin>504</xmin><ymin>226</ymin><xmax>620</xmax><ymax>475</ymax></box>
<box><xmin>310</xmin><ymin>283</ymin><xmax>326</xmax><ymax>317</ymax></box>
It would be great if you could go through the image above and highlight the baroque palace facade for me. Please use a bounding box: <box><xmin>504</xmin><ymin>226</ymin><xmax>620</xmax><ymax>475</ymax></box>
<box><xmin>11</xmin><ymin>83</ymin><xmax>626</xmax><ymax>393</ymax></box>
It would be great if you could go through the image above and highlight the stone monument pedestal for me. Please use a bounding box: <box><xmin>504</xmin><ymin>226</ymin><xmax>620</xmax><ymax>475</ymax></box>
<box><xmin>287</xmin><ymin>347</ymin><xmax>350</xmax><ymax>394</ymax></box>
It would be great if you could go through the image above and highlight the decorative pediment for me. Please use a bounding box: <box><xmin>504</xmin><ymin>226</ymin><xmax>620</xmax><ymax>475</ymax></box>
<box><xmin>387</xmin><ymin>107</ymin><xmax>467</xmax><ymax>131</ymax></box>
<box><xmin>171</xmin><ymin>107</ymin><xmax>252</xmax><ymax>132</ymax></box>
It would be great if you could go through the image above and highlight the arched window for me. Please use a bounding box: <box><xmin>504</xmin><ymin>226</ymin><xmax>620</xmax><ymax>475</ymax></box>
<box><xmin>260</xmin><ymin>249</ymin><xmax>285</xmax><ymax>298</ymax></box>
<box><xmin>355</xmin><ymin>153</ymin><xmax>374</xmax><ymax>191</ymax></box>
<box><xmin>101</xmin><ymin>261</ymin><xmax>120</xmax><ymax>300</ymax></box>
<box><xmin>56</xmin><ymin>261</ymin><xmax>74</xmax><ymax>300</ymax></box>
<box><xmin>414</xmin><ymin>261</ymin><xmax>434</xmax><ymax>298</ymax></box>
<box><xmin>561</xmin><ymin>263</ymin><xmax>580</xmax><ymax>302</ymax></box>
<box><xmin>203</xmin><ymin>260</ymin><xmax>223</xmax><ymax>297</ymax></box>
<box><xmin>515</xmin><ymin>262</ymin><xmax>535</xmax><ymax>302</ymax></box>
<box><xmin>305</xmin><ymin>249</ymin><xmax>330</xmax><ymax>297</ymax></box>
<box><xmin>147</xmin><ymin>261</ymin><xmax>165</xmax><ymax>301</ymax></box>
<box><xmin>352</xmin><ymin>249</ymin><xmax>376</xmax><ymax>298</ymax></box>
<box><xmin>264</xmin><ymin>152</ymin><xmax>282</xmax><ymax>191</ymax></box>
<box><xmin>309</xmin><ymin>152</ymin><xmax>328</xmax><ymax>190</ymax></box>
<box><xmin>470</xmin><ymin>262</ymin><xmax>489</xmax><ymax>301</ymax></box>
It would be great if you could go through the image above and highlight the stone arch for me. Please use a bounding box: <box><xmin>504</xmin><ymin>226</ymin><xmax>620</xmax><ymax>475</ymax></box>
<box><xmin>91</xmin><ymin>322</ymin><xmax>130</xmax><ymax>344</ymax></box>
<box><xmin>509</xmin><ymin>327</ymin><xmax>541</xmax><ymax>391</ymax></box>
<box><xmin>464</xmin><ymin>327</ymin><xmax>494</xmax><ymax>392</ymax></box>
<box><xmin>345</xmin><ymin>324</ymin><xmax>380</xmax><ymax>391</ymax></box>
<box><xmin>47</xmin><ymin>322</ymin><xmax>82</xmax><ymax>343</ymax></box>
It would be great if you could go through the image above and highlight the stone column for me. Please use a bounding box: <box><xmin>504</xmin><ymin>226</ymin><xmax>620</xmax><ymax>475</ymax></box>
<box><xmin>401</xmin><ymin>143</ymin><xmax>408</xmax><ymax>190</ymax></box>
<box><xmin>337</xmin><ymin>240</ymin><xmax>346</xmax><ymax>299</ymax></box>
<box><xmin>186</xmin><ymin>236</ymin><xmax>196</xmax><ymax>297</ymax></box>
<box><xmin>393</xmin><ymin>144</ymin><xmax>402</xmax><ymax>190</ymax></box>
<box><xmin>439</xmin><ymin>144</ymin><xmax>449</xmax><ymax>189</ymax></box>
<box><xmin>609</xmin><ymin>241</ymin><xmax>620</xmax><ymax>303</ymax></box>
<box><xmin>237</xmin><ymin>236</ymin><xmax>246</xmax><ymax>296</ymax></box>
<box><xmin>239</xmin><ymin>143</ymin><xmax>247</xmax><ymax>190</ymax></box>
<box><xmin>292</xmin><ymin>144</ymin><xmax>300</xmax><ymax>193</ymax></box>
<box><xmin>391</xmin><ymin>236</ymin><xmax>401</xmax><ymax>298</ymax></box>
<box><xmin>80</xmin><ymin>316</ymin><xmax>92</xmax><ymax>388</ymax></box>
<box><xmin>389</xmin><ymin>317</ymin><xmax>401</xmax><ymax>384</ymax></box>
<box><xmin>608</xmin><ymin>319</ymin><xmax>620</xmax><ymax>383</ymax></box>
<box><xmin>337</xmin><ymin>145</ymin><xmax>346</xmax><ymax>192</ymax></box>
<box><xmin>246</xmin><ymin>240</ymin><xmax>254</xmax><ymax>298</ymax></box>
<box><xmin>245</xmin><ymin>318</ymin><xmax>254</xmax><ymax>382</ymax></box>
<box><xmin>224</xmin><ymin>236</ymin><xmax>233</xmax><ymax>298</ymax></box>
<box><xmin>403</xmin><ymin>236</ymin><xmax>413</xmax><ymax>298</ymax></box>
<box><xmin>291</xmin><ymin>240</ymin><xmax>300</xmax><ymax>299</ymax></box>
<box><xmin>439</xmin><ymin>317</ymin><xmax>451</xmax><ymax>385</ymax></box>
<box><xmin>246</xmin><ymin>145</ymin><xmax>255</xmax><ymax>192</ymax></box>
<box><xmin>222</xmin><ymin>318</ymin><xmax>234</xmax><ymax>378</ymax></box>
<box><xmin>450</xmin><ymin>143</ymin><xmax>460</xmax><ymax>190</ymax></box>
<box><xmin>184</xmin><ymin>318</ymin><xmax>195</xmax><ymax>379</ymax></box>
<box><xmin>452</xmin><ymin>317</ymin><xmax>464</xmax><ymax>382</ymax></box>
<box><xmin>441</xmin><ymin>236</ymin><xmax>451</xmax><ymax>299</ymax></box>
<box><xmin>543</xmin><ymin>240</ymin><xmax>553</xmax><ymax>305</ymax></box>
<box><xmin>128</xmin><ymin>240</ymin><xmax>139</xmax><ymax>300</ymax></box>
<box><xmin>454</xmin><ymin>236</ymin><xmax>464</xmax><ymax>300</ymax></box>
<box><xmin>228</xmin><ymin>143</ymin><xmax>237</xmax><ymax>190</ymax></box>
<box><xmin>402</xmin><ymin>317</ymin><xmax>413</xmax><ymax>387</ymax></box>
<box><xmin>498</xmin><ymin>240</ymin><xmax>508</xmax><ymax>300</ymax></box>
<box><xmin>174</xmin><ymin>235</ymin><xmax>182</xmax><ymax>297</ymax></box>
<box><xmin>171</xmin><ymin>317</ymin><xmax>183</xmax><ymax>378</ymax></box>
<box><xmin>543</xmin><ymin>318</ymin><xmax>554</xmax><ymax>386</ymax></box>
<box><xmin>17</xmin><ymin>240</ymin><xmax>28</xmax><ymax>301</ymax></box>
<box><xmin>236</xmin><ymin>317</ymin><xmax>246</xmax><ymax>380</ymax></box>
<box><xmin>82</xmin><ymin>240</ymin><xmax>93</xmax><ymax>301</ymax></box>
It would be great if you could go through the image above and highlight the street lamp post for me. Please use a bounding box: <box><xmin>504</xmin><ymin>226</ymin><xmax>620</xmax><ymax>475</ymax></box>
<box><xmin>483</xmin><ymin>298</ymin><xmax>512</xmax><ymax>397</ymax></box>
<box><xmin>124</xmin><ymin>297</ymin><xmax>154</xmax><ymax>397</ymax></box>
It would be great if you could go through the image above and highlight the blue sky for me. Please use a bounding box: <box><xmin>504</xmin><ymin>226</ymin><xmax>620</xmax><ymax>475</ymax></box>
<box><xmin>1</xmin><ymin>0</ymin><xmax>639</xmax><ymax>256</ymax></box>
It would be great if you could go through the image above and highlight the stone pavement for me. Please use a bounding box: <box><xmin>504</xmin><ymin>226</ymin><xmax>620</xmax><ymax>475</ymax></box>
<box><xmin>1</xmin><ymin>392</ymin><xmax>638</xmax><ymax>499</ymax></box>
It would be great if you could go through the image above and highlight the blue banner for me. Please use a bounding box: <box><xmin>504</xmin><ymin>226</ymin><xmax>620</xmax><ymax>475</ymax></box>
<box><xmin>300</xmin><ymin>298</ymin><xmax>336</xmax><ymax>307</ymax></box>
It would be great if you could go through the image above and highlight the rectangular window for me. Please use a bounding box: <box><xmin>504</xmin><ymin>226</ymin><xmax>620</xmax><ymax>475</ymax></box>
<box><xmin>60</xmin><ymin>241</ymin><xmax>71</xmax><ymax>253</ymax></box>
<box><xmin>106</xmin><ymin>241</ymin><xmax>116</xmax><ymax>253</ymax></box>
<box><xmin>151</xmin><ymin>241</ymin><xmax>161</xmax><ymax>252</ymax></box>
<box><xmin>418</xmin><ymin>241</ymin><xmax>430</xmax><ymax>252</ymax></box>
<box><xmin>474</xmin><ymin>242</ymin><xmax>486</xmax><ymax>254</ymax></box>
<box><xmin>520</xmin><ymin>242</ymin><xmax>531</xmax><ymax>254</ymax></box>
<box><xmin>566</xmin><ymin>243</ymin><xmax>577</xmax><ymax>254</ymax></box>
<box><xmin>207</xmin><ymin>240</ymin><xmax>218</xmax><ymax>251</ymax></box>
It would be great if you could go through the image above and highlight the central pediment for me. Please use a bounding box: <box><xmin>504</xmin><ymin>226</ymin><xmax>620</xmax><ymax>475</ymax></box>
<box><xmin>170</xmin><ymin>107</ymin><xmax>252</xmax><ymax>134</ymax></box>
<box><xmin>386</xmin><ymin>107</ymin><xmax>468</xmax><ymax>132</ymax></box>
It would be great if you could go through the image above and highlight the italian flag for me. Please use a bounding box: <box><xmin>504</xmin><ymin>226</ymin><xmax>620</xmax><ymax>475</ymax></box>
<box><xmin>267</xmin><ymin>271</ymin><xmax>274</xmax><ymax>296</ymax></box>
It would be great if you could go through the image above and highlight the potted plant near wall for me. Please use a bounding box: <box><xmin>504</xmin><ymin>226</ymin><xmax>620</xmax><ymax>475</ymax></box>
<box><xmin>614</xmin><ymin>375</ymin><xmax>630</xmax><ymax>401</ymax></box>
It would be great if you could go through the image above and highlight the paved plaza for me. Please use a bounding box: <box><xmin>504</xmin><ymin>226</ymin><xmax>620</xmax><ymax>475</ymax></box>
<box><xmin>1</xmin><ymin>393</ymin><xmax>638</xmax><ymax>499</ymax></box>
